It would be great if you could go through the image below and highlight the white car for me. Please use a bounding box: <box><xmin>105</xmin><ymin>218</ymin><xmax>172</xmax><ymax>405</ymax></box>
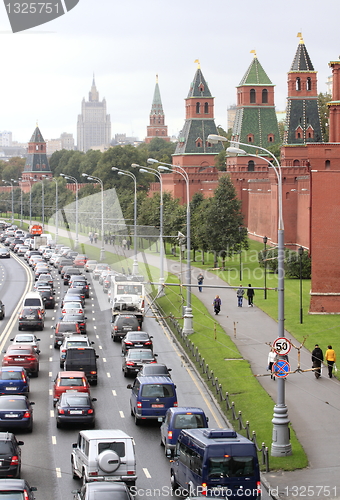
<box><xmin>61</xmin><ymin>301</ymin><xmax>84</xmax><ymax>315</ymax></box>
<box><xmin>59</xmin><ymin>335</ymin><xmax>94</xmax><ymax>367</ymax></box>
<box><xmin>10</xmin><ymin>333</ymin><xmax>40</xmax><ymax>353</ymax></box>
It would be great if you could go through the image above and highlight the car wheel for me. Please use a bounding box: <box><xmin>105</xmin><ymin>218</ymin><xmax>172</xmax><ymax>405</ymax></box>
<box><xmin>56</xmin><ymin>420</ymin><xmax>61</xmax><ymax>429</ymax></box>
<box><xmin>170</xmin><ymin>471</ymin><xmax>180</xmax><ymax>491</ymax></box>
<box><xmin>134</xmin><ymin>412</ymin><xmax>140</xmax><ymax>426</ymax></box>
<box><xmin>71</xmin><ymin>458</ymin><xmax>79</xmax><ymax>480</ymax></box>
<box><xmin>59</xmin><ymin>362</ymin><xmax>63</xmax><ymax>368</ymax></box>
<box><xmin>18</xmin><ymin>326</ymin><xmax>21</xmax><ymax>331</ymax></box>
<box><xmin>130</xmin><ymin>405</ymin><xmax>134</xmax><ymax>416</ymax></box>
<box><xmin>27</xmin><ymin>422</ymin><xmax>33</xmax><ymax>433</ymax></box>
<box><xmin>112</xmin><ymin>336</ymin><xmax>117</xmax><ymax>342</ymax></box>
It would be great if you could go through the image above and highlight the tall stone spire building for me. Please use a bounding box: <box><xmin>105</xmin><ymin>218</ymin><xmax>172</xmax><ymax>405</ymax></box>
<box><xmin>145</xmin><ymin>76</ymin><xmax>170</xmax><ymax>143</ymax></box>
<box><xmin>77</xmin><ymin>76</ymin><xmax>111</xmax><ymax>152</ymax></box>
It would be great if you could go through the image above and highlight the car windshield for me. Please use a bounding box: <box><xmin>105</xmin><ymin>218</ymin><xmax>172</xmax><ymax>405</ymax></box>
<box><xmin>0</xmin><ymin>399</ymin><xmax>27</xmax><ymax>409</ymax></box>
<box><xmin>15</xmin><ymin>336</ymin><xmax>35</xmax><ymax>343</ymax></box>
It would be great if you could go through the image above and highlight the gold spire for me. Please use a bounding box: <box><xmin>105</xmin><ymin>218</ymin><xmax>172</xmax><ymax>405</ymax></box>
<box><xmin>156</xmin><ymin>74</ymin><xmax>158</xmax><ymax>84</ymax></box>
<box><xmin>297</xmin><ymin>32</ymin><xmax>304</xmax><ymax>44</ymax></box>
<box><xmin>194</xmin><ymin>59</ymin><xmax>201</xmax><ymax>69</ymax></box>
<box><xmin>250</xmin><ymin>49</ymin><xmax>257</xmax><ymax>58</ymax></box>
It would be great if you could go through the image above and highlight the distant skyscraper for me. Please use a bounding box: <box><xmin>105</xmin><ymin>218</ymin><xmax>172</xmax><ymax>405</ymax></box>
<box><xmin>77</xmin><ymin>76</ymin><xmax>111</xmax><ymax>152</ymax></box>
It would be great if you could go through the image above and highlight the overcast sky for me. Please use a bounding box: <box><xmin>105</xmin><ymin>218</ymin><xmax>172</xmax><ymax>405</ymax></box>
<box><xmin>0</xmin><ymin>0</ymin><xmax>339</xmax><ymax>144</ymax></box>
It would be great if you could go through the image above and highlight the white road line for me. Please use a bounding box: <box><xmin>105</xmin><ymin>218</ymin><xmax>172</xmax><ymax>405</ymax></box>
<box><xmin>143</xmin><ymin>468</ymin><xmax>151</xmax><ymax>478</ymax></box>
<box><xmin>119</xmin><ymin>411</ymin><xmax>125</xmax><ymax>418</ymax></box>
<box><xmin>49</xmin><ymin>357</ymin><xmax>53</xmax><ymax>362</ymax></box>
<box><xmin>52</xmin><ymin>436</ymin><xmax>57</xmax><ymax>445</ymax></box>
<box><xmin>98</xmin><ymin>345</ymin><xmax>102</xmax><ymax>350</ymax></box>
<box><xmin>50</xmin><ymin>345</ymin><xmax>53</xmax><ymax>349</ymax></box>
<box><xmin>96</xmin><ymin>335</ymin><xmax>99</xmax><ymax>339</ymax></box>
<box><xmin>103</xmin><ymin>358</ymin><xmax>106</xmax><ymax>362</ymax></box>
<box><xmin>112</xmin><ymin>390</ymin><xmax>116</xmax><ymax>396</ymax></box>
<box><xmin>50</xmin><ymin>410</ymin><xmax>54</xmax><ymax>417</ymax></box>
<box><xmin>49</xmin><ymin>372</ymin><xmax>52</xmax><ymax>377</ymax></box>
<box><xmin>107</xmin><ymin>372</ymin><xmax>111</xmax><ymax>378</ymax></box>
<box><xmin>56</xmin><ymin>467</ymin><xmax>62</xmax><ymax>478</ymax></box>
<box><xmin>49</xmin><ymin>389</ymin><xmax>52</xmax><ymax>396</ymax></box>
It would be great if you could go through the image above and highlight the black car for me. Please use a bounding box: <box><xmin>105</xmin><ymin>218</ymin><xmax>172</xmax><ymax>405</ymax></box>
<box><xmin>121</xmin><ymin>331</ymin><xmax>153</xmax><ymax>355</ymax></box>
<box><xmin>61</xmin><ymin>313</ymin><xmax>87</xmax><ymax>334</ymax></box>
<box><xmin>64</xmin><ymin>347</ymin><xmax>98</xmax><ymax>385</ymax></box>
<box><xmin>18</xmin><ymin>308</ymin><xmax>44</xmax><ymax>331</ymax></box>
<box><xmin>39</xmin><ymin>289</ymin><xmax>56</xmax><ymax>309</ymax></box>
<box><xmin>0</xmin><ymin>395</ymin><xmax>35</xmax><ymax>432</ymax></box>
<box><xmin>63</xmin><ymin>288</ymin><xmax>85</xmax><ymax>306</ymax></box>
<box><xmin>0</xmin><ymin>479</ymin><xmax>37</xmax><ymax>499</ymax></box>
<box><xmin>56</xmin><ymin>392</ymin><xmax>96</xmax><ymax>428</ymax></box>
<box><xmin>58</xmin><ymin>259</ymin><xmax>73</xmax><ymax>274</ymax></box>
<box><xmin>111</xmin><ymin>314</ymin><xmax>140</xmax><ymax>342</ymax></box>
<box><xmin>63</xmin><ymin>267</ymin><xmax>82</xmax><ymax>285</ymax></box>
<box><xmin>137</xmin><ymin>363</ymin><xmax>172</xmax><ymax>378</ymax></box>
<box><xmin>122</xmin><ymin>349</ymin><xmax>158</xmax><ymax>377</ymax></box>
<box><xmin>74</xmin><ymin>481</ymin><xmax>133</xmax><ymax>500</ymax></box>
<box><xmin>0</xmin><ymin>433</ymin><xmax>24</xmax><ymax>478</ymax></box>
<box><xmin>0</xmin><ymin>248</ymin><xmax>10</xmax><ymax>258</ymax></box>
<box><xmin>69</xmin><ymin>279</ymin><xmax>90</xmax><ymax>298</ymax></box>
<box><xmin>0</xmin><ymin>301</ymin><xmax>4</xmax><ymax>320</ymax></box>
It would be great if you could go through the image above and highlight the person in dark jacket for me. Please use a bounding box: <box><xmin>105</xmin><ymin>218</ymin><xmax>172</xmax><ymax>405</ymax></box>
<box><xmin>247</xmin><ymin>284</ymin><xmax>255</xmax><ymax>307</ymax></box>
<box><xmin>212</xmin><ymin>295</ymin><xmax>221</xmax><ymax>315</ymax></box>
<box><xmin>311</xmin><ymin>344</ymin><xmax>324</xmax><ymax>378</ymax></box>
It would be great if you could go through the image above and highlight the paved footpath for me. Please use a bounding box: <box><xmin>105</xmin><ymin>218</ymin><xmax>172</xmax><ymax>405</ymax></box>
<box><xmin>49</xmin><ymin>228</ymin><xmax>340</xmax><ymax>499</ymax></box>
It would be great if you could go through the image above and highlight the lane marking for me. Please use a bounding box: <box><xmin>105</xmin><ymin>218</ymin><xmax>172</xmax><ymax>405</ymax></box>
<box><xmin>112</xmin><ymin>390</ymin><xmax>116</xmax><ymax>396</ymax></box>
<box><xmin>52</xmin><ymin>436</ymin><xmax>57</xmax><ymax>445</ymax></box>
<box><xmin>143</xmin><ymin>468</ymin><xmax>151</xmax><ymax>478</ymax></box>
<box><xmin>56</xmin><ymin>467</ymin><xmax>62</xmax><ymax>478</ymax></box>
<box><xmin>49</xmin><ymin>372</ymin><xmax>52</xmax><ymax>377</ymax></box>
<box><xmin>119</xmin><ymin>411</ymin><xmax>124</xmax><ymax>418</ymax></box>
<box><xmin>50</xmin><ymin>410</ymin><xmax>54</xmax><ymax>417</ymax></box>
<box><xmin>103</xmin><ymin>358</ymin><xmax>106</xmax><ymax>362</ymax></box>
<box><xmin>107</xmin><ymin>372</ymin><xmax>111</xmax><ymax>378</ymax></box>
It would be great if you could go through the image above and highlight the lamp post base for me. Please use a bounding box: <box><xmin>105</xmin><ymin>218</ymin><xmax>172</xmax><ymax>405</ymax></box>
<box><xmin>271</xmin><ymin>404</ymin><xmax>292</xmax><ymax>456</ymax></box>
<box><xmin>157</xmin><ymin>278</ymin><xmax>165</xmax><ymax>298</ymax></box>
<box><xmin>132</xmin><ymin>260</ymin><xmax>139</xmax><ymax>276</ymax></box>
<box><xmin>182</xmin><ymin>307</ymin><xmax>194</xmax><ymax>335</ymax></box>
<box><xmin>100</xmin><ymin>247</ymin><xmax>105</xmax><ymax>262</ymax></box>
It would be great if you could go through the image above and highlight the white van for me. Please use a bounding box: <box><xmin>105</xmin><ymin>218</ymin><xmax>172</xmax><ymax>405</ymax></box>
<box><xmin>23</xmin><ymin>292</ymin><xmax>45</xmax><ymax>316</ymax></box>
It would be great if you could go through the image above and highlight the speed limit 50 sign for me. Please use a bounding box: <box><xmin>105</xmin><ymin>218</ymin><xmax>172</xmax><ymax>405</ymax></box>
<box><xmin>273</xmin><ymin>337</ymin><xmax>291</xmax><ymax>355</ymax></box>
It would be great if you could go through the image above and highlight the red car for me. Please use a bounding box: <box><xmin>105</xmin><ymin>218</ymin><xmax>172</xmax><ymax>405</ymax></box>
<box><xmin>73</xmin><ymin>255</ymin><xmax>88</xmax><ymax>268</ymax></box>
<box><xmin>53</xmin><ymin>371</ymin><xmax>90</xmax><ymax>406</ymax></box>
<box><xmin>2</xmin><ymin>345</ymin><xmax>39</xmax><ymax>377</ymax></box>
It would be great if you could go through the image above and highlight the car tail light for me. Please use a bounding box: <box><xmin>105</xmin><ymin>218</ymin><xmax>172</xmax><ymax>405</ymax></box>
<box><xmin>58</xmin><ymin>409</ymin><xmax>65</xmax><ymax>415</ymax></box>
<box><xmin>167</xmin><ymin>430</ymin><xmax>173</xmax><ymax>439</ymax></box>
<box><xmin>126</xmin><ymin>362</ymin><xmax>135</xmax><ymax>366</ymax></box>
<box><xmin>90</xmin><ymin>371</ymin><xmax>96</xmax><ymax>375</ymax></box>
<box><xmin>201</xmin><ymin>483</ymin><xmax>207</xmax><ymax>496</ymax></box>
<box><xmin>144</xmin><ymin>342</ymin><xmax>152</xmax><ymax>346</ymax></box>
<box><xmin>114</xmin><ymin>326</ymin><xmax>118</xmax><ymax>331</ymax></box>
<box><xmin>257</xmin><ymin>481</ymin><xmax>262</xmax><ymax>495</ymax></box>
<box><xmin>82</xmin><ymin>378</ymin><xmax>87</xmax><ymax>386</ymax></box>
<box><xmin>24</xmin><ymin>490</ymin><xmax>30</xmax><ymax>500</ymax></box>
<box><xmin>150</xmin><ymin>361</ymin><xmax>157</xmax><ymax>364</ymax></box>
<box><xmin>125</xmin><ymin>341</ymin><xmax>133</xmax><ymax>346</ymax></box>
<box><xmin>10</xmin><ymin>455</ymin><xmax>19</xmax><ymax>465</ymax></box>
<box><xmin>26</xmin><ymin>356</ymin><xmax>37</xmax><ymax>362</ymax></box>
<box><xmin>23</xmin><ymin>411</ymin><xmax>30</xmax><ymax>418</ymax></box>
<box><xmin>127</xmin><ymin>470</ymin><xmax>135</xmax><ymax>475</ymax></box>
<box><xmin>137</xmin><ymin>402</ymin><xmax>142</xmax><ymax>408</ymax></box>
<box><xmin>88</xmin><ymin>471</ymin><xmax>98</xmax><ymax>477</ymax></box>
<box><xmin>88</xmin><ymin>409</ymin><xmax>94</xmax><ymax>414</ymax></box>
<box><xmin>174</xmin><ymin>401</ymin><xmax>178</xmax><ymax>407</ymax></box>
<box><xmin>61</xmin><ymin>349</ymin><xmax>66</xmax><ymax>353</ymax></box>
<box><xmin>3</xmin><ymin>356</ymin><xmax>11</xmax><ymax>362</ymax></box>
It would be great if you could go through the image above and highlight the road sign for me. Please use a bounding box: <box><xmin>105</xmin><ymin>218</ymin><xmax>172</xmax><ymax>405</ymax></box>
<box><xmin>273</xmin><ymin>337</ymin><xmax>291</xmax><ymax>355</ymax></box>
<box><xmin>273</xmin><ymin>360</ymin><xmax>290</xmax><ymax>378</ymax></box>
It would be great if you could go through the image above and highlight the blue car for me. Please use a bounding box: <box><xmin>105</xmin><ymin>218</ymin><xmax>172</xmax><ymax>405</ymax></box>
<box><xmin>0</xmin><ymin>368</ymin><xmax>30</xmax><ymax>396</ymax></box>
<box><xmin>160</xmin><ymin>406</ymin><xmax>209</xmax><ymax>457</ymax></box>
<box><xmin>0</xmin><ymin>396</ymin><xmax>34</xmax><ymax>433</ymax></box>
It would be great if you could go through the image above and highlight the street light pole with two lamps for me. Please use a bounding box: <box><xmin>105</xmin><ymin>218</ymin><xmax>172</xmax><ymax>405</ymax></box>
<box><xmin>82</xmin><ymin>173</ymin><xmax>105</xmax><ymax>261</ymax></box>
<box><xmin>207</xmin><ymin>134</ymin><xmax>292</xmax><ymax>457</ymax></box>
<box><xmin>60</xmin><ymin>173</ymin><xmax>79</xmax><ymax>248</ymax></box>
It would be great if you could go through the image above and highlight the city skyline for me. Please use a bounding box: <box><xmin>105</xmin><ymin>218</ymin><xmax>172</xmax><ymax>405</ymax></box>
<box><xmin>0</xmin><ymin>0</ymin><xmax>338</xmax><ymax>144</ymax></box>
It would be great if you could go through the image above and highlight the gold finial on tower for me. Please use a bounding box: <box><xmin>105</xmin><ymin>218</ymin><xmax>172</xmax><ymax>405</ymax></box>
<box><xmin>194</xmin><ymin>59</ymin><xmax>201</xmax><ymax>69</ymax></box>
<box><xmin>250</xmin><ymin>49</ymin><xmax>257</xmax><ymax>58</ymax></box>
<box><xmin>156</xmin><ymin>74</ymin><xmax>158</xmax><ymax>84</ymax></box>
<box><xmin>297</xmin><ymin>32</ymin><xmax>304</xmax><ymax>44</ymax></box>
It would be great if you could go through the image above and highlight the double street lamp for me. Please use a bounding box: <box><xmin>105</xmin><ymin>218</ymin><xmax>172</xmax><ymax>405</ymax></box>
<box><xmin>112</xmin><ymin>168</ymin><xmax>138</xmax><ymax>275</ymax></box>
<box><xmin>298</xmin><ymin>246</ymin><xmax>304</xmax><ymax>324</ymax></box>
<box><xmin>147</xmin><ymin>158</ymin><xmax>194</xmax><ymax>335</ymax></box>
<box><xmin>2</xmin><ymin>179</ymin><xmax>16</xmax><ymax>223</ymax></box>
<box><xmin>263</xmin><ymin>236</ymin><xmax>268</xmax><ymax>300</ymax></box>
<box><xmin>60</xmin><ymin>173</ymin><xmax>79</xmax><ymax>248</ymax></box>
<box><xmin>82</xmin><ymin>173</ymin><xmax>105</xmax><ymax>261</ymax></box>
<box><xmin>208</xmin><ymin>134</ymin><xmax>292</xmax><ymax>456</ymax></box>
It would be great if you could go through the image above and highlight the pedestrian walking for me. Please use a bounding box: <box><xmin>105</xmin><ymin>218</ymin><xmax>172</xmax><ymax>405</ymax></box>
<box><xmin>197</xmin><ymin>273</ymin><xmax>204</xmax><ymax>292</ymax></box>
<box><xmin>267</xmin><ymin>347</ymin><xmax>277</xmax><ymax>380</ymax></box>
<box><xmin>212</xmin><ymin>295</ymin><xmax>221</xmax><ymax>315</ymax></box>
<box><xmin>88</xmin><ymin>231</ymin><xmax>93</xmax><ymax>243</ymax></box>
<box><xmin>325</xmin><ymin>345</ymin><xmax>336</xmax><ymax>378</ymax></box>
<box><xmin>94</xmin><ymin>232</ymin><xmax>98</xmax><ymax>243</ymax></box>
<box><xmin>122</xmin><ymin>238</ymin><xmax>127</xmax><ymax>250</ymax></box>
<box><xmin>311</xmin><ymin>344</ymin><xmax>324</xmax><ymax>379</ymax></box>
<box><xmin>247</xmin><ymin>284</ymin><xmax>255</xmax><ymax>307</ymax></box>
<box><xmin>237</xmin><ymin>285</ymin><xmax>245</xmax><ymax>307</ymax></box>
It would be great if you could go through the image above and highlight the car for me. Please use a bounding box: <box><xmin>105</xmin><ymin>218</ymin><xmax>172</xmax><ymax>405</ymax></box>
<box><xmin>84</xmin><ymin>260</ymin><xmax>97</xmax><ymax>272</ymax></box>
<box><xmin>0</xmin><ymin>248</ymin><xmax>10</xmax><ymax>258</ymax></box>
<box><xmin>24</xmin><ymin>250</ymin><xmax>39</xmax><ymax>262</ymax></box>
<box><xmin>59</xmin><ymin>335</ymin><xmax>94</xmax><ymax>367</ymax></box>
<box><xmin>63</xmin><ymin>287</ymin><xmax>85</xmax><ymax>305</ymax></box>
<box><xmin>38</xmin><ymin>288</ymin><xmax>56</xmax><ymax>309</ymax></box>
<box><xmin>18</xmin><ymin>308</ymin><xmax>44</xmax><ymax>331</ymax></box>
<box><xmin>61</xmin><ymin>313</ymin><xmax>87</xmax><ymax>334</ymax></box>
<box><xmin>73</xmin><ymin>481</ymin><xmax>134</xmax><ymax>500</ymax></box>
<box><xmin>64</xmin><ymin>347</ymin><xmax>98</xmax><ymax>385</ymax></box>
<box><xmin>160</xmin><ymin>407</ymin><xmax>209</xmax><ymax>457</ymax></box>
<box><xmin>121</xmin><ymin>331</ymin><xmax>153</xmax><ymax>355</ymax></box>
<box><xmin>34</xmin><ymin>266</ymin><xmax>50</xmax><ymax>280</ymax></box>
<box><xmin>0</xmin><ymin>433</ymin><xmax>24</xmax><ymax>478</ymax></box>
<box><xmin>58</xmin><ymin>259</ymin><xmax>74</xmax><ymax>274</ymax></box>
<box><xmin>2</xmin><ymin>345</ymin><xmax>39</xmax><ymax>377</ymax></box>
<box><xmin>69</xmin><ymin>279</ymin><xmax>90</xmax><ymax>298</ymax></box>
<box><xmin>137</xmin><ymin>363</ymin><xmax>172</xmax><ymax>378</ymax></box>
<box><xmin>0</xmin><ymin>301</ymin><xmax>4</xmax><ymax>320</ymax></box>
<box><xmin>122</xmin><ymin>349</ymin><xmax>158</xmax><ymax>377</ymax></box>
<box><xmin>53</xmin><ymin>321</ymin><xmax>81</xmax><ymax>348</ymax></box>
<box><xmin>33</xmin><ymin>281</ymin><xmax>53</xmax><ymax>293</ymax></box>
<box><xmin>71</xmin><ymin>429</ymin><xmax>137</xmax><ymax>486</ymax></box>
<box><xmin>0</xmin><ymin>367</ymin><xmax>30</xmax><ymax>396</ymax></box>
<box><xmin>63</xmin><ymin>267</ymin><xmax>82</xmax><ymax>285</ymax></box>
<box><xmin>102</xmin><ymin>272</ymin><xmax>114</xmax><ymax>293</ymax></box>
<box><xmin>98</xmin><ymin>269</ymin><xmax>110</xmax><ymax>286</ymax></box>
<box><xmin>111</xmin><ymin>314</ymin><xmax>140</xmax><ymax>342</ymax></box>
<box><xmin>61</xmin><ymin>301</ymin><xmax>84</xmax><ymax>316</ymax></box>
<box><xmin>36</xmin><ymin>273</ymin><xmax>54</xmax><ymax>288</ymax></box>
<box><xmin>0</xmin><ymin>395</ymin><xmax>35</xmax><ymax>432</ymax></box>
<box><xmin>16</xmin><ymin>246</ymin><xmax>29</xmax><ymax>256</ymax></box>
<box><xmin>10</xmin><ymin>334</ymin><xmax>40</xmax><ymax>353</ymax></box>
<box><xmin>53</xmin><ymin>371</ymin><xmax>90</xmax><ymax>405</ymax></box>
<box><xmin>0</xmin><ymin>479</ymin><xmax>37</xmax><ymax>499</ymax></box>
<box><xmin>73</xmin><ymin>254</ymin><xmax>88</xmax><ymax>268</ymax></box>
<box><xmin>64</xmin><ymin>250</ymin><xmax>79</xmax><ymax>261</ymax></box>
<box><xmin>92</xmin><ymin>263</ymin><xmax>110</xmax><ymax>280</ymax></box>
<box><xmin>56</xmin><ymin>392</ymin><xmax>96</xmax><ymax>428</ymax></box>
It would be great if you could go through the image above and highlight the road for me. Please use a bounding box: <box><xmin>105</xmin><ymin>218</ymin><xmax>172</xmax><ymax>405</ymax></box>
<box><xmin>0</xmin><ymin>252</ymin><xmax>273</xmax><ymax>500</ymax></box>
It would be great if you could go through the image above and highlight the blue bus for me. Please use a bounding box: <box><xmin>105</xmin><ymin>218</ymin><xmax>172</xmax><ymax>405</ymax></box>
<box><xmin>170</xmin><ymin>428</ymin><xmax>261</xmax><ymax>498</ymax></box>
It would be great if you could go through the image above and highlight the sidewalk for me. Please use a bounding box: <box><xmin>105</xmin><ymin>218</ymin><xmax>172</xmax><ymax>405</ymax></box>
<box><xmin>49</xmin><ymin>228</ymin><xmax>340</xmax><ymax>499</ymax></box>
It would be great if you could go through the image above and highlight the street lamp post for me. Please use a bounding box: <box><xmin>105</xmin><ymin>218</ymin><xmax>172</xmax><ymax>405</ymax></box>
<box><xmin>112</xmin><ymin>168</ymin><xmax>138</xmax><ymax>275</ymax></box>
<box><xmin>51</xmin><ymin>178</ymin><xmax>59</xmax><ymax>243</ymax></box>
<box><xmin>147</xmin><ymin>158</ymin><xmax>194</xmax><ymax>335</ymax></box>
<box><xmin>263</xmin><ymin>236</ymin><xmax>268</xmax><ymax>300</ymax></box>
<box><xmin>132</xmin><ymin>163</ymin><xmax>165</xmax><ymax>296</ymax></box>
<box><xmin>208</xmin><ymin>134</ymin><xmax>292</xmax><ymax>456</ymax></box>
<box><xmin>29</xmin><ymin>177</ymin><xmax>36</xmax><ymax>226</ymax></box>
<box><xmin>2</xmin><ymin>180</ymin><xmax>15</xmax><ymax>223</ymax></box>
<box><xmin>239</xmin><ymin>226</ymin><xmax>242</xmax><ymax>281</ymax></box>
<box><xmin>298</xmin><ymin>246</ymin><xmax>304</xmax><ymax>324</ymax></box>
<box><xmin>82</xmin><ymin>173</ymin><xmax>105</xmax><ymax>261</ymax></box>
<box><xmin>60</xmin><ymin>173</ymin><xmax>79</xmax><ymax>249</ymax></box>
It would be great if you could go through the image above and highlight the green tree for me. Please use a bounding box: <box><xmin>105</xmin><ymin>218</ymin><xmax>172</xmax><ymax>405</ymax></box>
<box><xmin>204</xmin><ymin>175</ymin><xmax>247</xmax><ymax>268</ymax></box>
<box><xmin>137</xmin><ymin>137</ymin><xmax>176</xmax><ymax>165</ymax></box>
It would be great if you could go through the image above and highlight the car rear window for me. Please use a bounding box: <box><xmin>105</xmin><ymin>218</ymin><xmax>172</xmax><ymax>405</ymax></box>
<box><xmin>117</xmin><ymin>317</ymin><xmax>139</xmax><ymax>326</ymax></box>
<box><xmin>98</xmin><ymin>441</ymin><xmax>125</xmax><ymax>457</ymax></box>
<box><xmin>174</xmin><ymin>414</ymin><xmax>205</xmax><ymax>429</ymax></box>
<box><xmin>129</xmin><ymin>351</ymin><xmax>153</xmax><ymax>360</ymax></box>
<box><xmin>0</xmin><ymin>442</ymin><xmax>13</xmax><ymax>454</ymax></box>
<box><xmin>141</xmin><ymin>384</ymin><xmax>174</xmax><ymax>398</ymax></box>
<box><xmin>0</xmin><ymin>399</ymin><xmax>27</xmax><ymax>409</ymax></box>
<box><xmin>59</xmin><ymin>378</ymin><xmax>84</xmax><ymax>386</ymax></box>
<box><xmin>66</xmin><ymin>341</ymin><xmax>88</xmax><ymax>347</ymax></box>
<box><xmin>62</xmin><ymin>395</ymin><xmax>89</xmax><ymax>406</ymax></box>
<box><xmin>0</xmin><ymin>493</ymin><xmax>25</xmax><ymax>499</ymax></box>
<box><xmin>7</xmin><ymin>349</ymin><xmax>31</xmax><ymax>355</ymax></box>
<box><xmin>58</xmin><ymin>323</ymin><xmax>78</xmax><ymax>332</ymax></box>
<box><xmin>23</xmin><ymin>299</ymin><xmax>41</xmax><ymax>307</ymax></box>
<box><xmin>0</xmin><ymin>371</ymin><xmax>22</xmax><ymax>381</ymax></box>
<box><xmin>66</xmin><ymin>349</ymin><xmax>95</xmax><ymax>361</ymax></box>
<box><xmin>128</xmin><ymin>333</ymin><xmax>149</xmax><ymax>340</ymax></box>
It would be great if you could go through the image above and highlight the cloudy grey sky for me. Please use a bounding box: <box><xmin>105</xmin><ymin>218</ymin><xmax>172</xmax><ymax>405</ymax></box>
<box><xmin>0</xmin><ymin>0</ymin><xmax>338</xmax><ymax>144</ymax></box>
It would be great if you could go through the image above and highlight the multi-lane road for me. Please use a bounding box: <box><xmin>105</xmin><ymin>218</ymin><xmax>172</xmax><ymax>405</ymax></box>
<box><xmin>0</xmin><ymin>251</ymin><xmax>233</xmax><ymax>499</ymax></box>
